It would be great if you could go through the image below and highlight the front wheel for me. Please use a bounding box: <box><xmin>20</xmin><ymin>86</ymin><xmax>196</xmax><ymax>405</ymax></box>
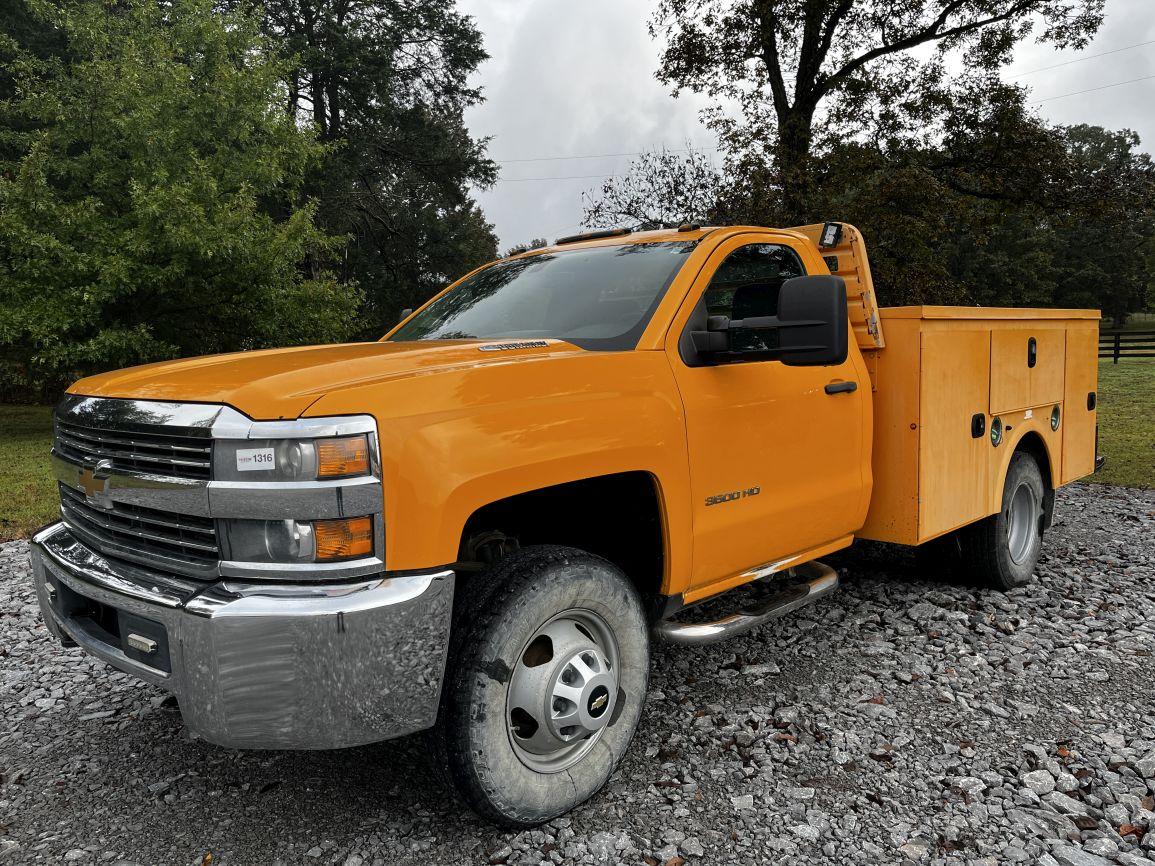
<box><xmin>432</xmin><ymin>546</ymin><xmax>649</xmax><ymax>828</ymax></box>
<box><xmin>959</xmin><ymin>451</ymin><xmax>1047</xmax><ymax>590</ymax></box>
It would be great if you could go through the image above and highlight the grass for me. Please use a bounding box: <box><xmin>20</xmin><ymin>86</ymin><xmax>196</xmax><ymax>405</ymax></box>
<box><xmin>0</xmin><ymin>360</ymin><xmax>1150</xmax><ymax>541</ymax></box>
<box><xmin>0</xmin><ymin>405</ymin><xmax>55</xmax><ymax>542</ymax></box>
<box><xmin>1092</xmin><ymin>358</ymin><xmax>1155</xmax><ymax>489</ymax></box>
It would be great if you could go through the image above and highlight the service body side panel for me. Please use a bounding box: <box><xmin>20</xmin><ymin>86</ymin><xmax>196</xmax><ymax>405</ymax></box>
<box><xmin>860</xmin><ymin>307</ymin><xmax>1099</xmax><ymax>546</ymax></box>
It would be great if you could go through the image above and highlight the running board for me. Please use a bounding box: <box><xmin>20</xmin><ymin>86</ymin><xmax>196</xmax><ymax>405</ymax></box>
<box><xmin>654</xmin><ymin>560</ymin><xmax>839</xmax><ymax>646</ymax></box>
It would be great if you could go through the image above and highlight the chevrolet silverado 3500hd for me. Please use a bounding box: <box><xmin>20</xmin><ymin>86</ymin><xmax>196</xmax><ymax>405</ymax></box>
<box><xmin>30</xmin><ymin>222</ymin><xmax>1100</xmax><ymax>826</ymax></box>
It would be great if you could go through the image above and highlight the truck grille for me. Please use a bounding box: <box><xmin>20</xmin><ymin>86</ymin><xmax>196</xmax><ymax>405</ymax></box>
<box><xmin>54</xmin><ymin>418</ymin><xmax>212</xmax><ymax>480</ymax></box>
<box><xmin>59</xmin><ymin>483</ymin><xmax>219</xmax><ymax>571</ymax></box>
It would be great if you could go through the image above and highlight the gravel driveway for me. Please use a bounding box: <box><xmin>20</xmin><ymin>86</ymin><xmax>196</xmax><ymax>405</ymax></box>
<box><xmin>2</xmin><ymin>483</ymin><xmax>1154</xmax><ymax>866</ymax></box>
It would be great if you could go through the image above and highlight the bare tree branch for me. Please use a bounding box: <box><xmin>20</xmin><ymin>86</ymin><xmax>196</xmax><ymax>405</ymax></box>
<box><xmin>817</xmin><ymin>0</ymin><xmax>1036</xmax><ymax>100</ymax></box>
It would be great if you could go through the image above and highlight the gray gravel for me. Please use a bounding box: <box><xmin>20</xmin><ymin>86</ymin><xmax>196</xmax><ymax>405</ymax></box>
<box><xmin>2</xmin><ymin>482</ymin><xmax>1154</xmax><ymax>866</ymax></box>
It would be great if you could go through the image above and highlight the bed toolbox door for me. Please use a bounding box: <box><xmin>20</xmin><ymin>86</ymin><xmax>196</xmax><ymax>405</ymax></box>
<box><xmin>1061</xmin><ymin>327</ymin><xmax>1099</xmax><ymax>483</ymax></box>
<box><xmin>917</xmin><ymin>329</ymin><xmax>992</xmax><ymax>542</ymax></box>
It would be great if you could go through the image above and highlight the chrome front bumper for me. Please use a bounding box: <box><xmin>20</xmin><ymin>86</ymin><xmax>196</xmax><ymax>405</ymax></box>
<box><xmin>30</xmin><ymin>522</ymin><xmax>454</xmax><ymax>750</ymax></box>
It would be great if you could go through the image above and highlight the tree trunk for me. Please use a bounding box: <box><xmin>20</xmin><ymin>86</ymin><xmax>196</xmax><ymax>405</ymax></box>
<box><xmin>776</xmin><ymin>107</ymin><xmax>815</xmax><ymax>226</ymax></box>
<box><xmin>311</xmin><ymin>70</ymin><xmax>327</xmax><ymax>136</ymax></box>
<box><xmin>326</xmin><ymin>79</ymin><xmax>340</xmax><ymax>138</ymax></box>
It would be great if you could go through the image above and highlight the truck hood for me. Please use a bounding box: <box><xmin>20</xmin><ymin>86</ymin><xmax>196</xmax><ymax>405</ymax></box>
<box><xmin>68</xmin><ymin>339</ymin><xmax>584</xmax><ymax>419</ymax></box>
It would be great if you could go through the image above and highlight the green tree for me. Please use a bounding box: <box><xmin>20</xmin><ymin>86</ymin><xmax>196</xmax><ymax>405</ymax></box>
<box><xmin>927</xmin><ymin>123</ymin><xmax>1154</xmax><ymax>318</ymax></box>
<box><xmin>791</xmin><ymin>92</ymin><xmax>1082</xmax><ymax>306</ymax></box>
<box><xmin>0</xmin><ymin>0</ymin><xmax>359</xmax><ymax>400</ymax></box>
<box><xmin>582</xmin><ymin>115</ymin><xmax>1155</xmax><ymax>316</ymax></box>
<box><xmin>652</xmin><ymin>0</ymin><xmax>1105</xmax><ymax>224</ymax></box>
<box><xmin>258</xmin><ymin>0</ymin><xmax>498</xmax><ymax>333</ymax></box>
<box><xmin>0</xmin><ymin>0</ymin><xmax>68</xmax><ymax>164</ymax></box>
<box><xmin>1034</xmin><ymin>125</ymin><xmax>1154</xmax><ymax>324</ymax></box>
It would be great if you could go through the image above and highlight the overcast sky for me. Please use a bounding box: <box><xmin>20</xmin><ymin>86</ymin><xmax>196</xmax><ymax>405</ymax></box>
<box><xmin>457</xmin><ymin>0</ymin><xmax>1155</xmax><ymax>252</ymax></box>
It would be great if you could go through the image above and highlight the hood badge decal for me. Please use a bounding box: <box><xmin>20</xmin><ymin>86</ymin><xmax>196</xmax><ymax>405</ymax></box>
<box><xmin>478</xmin><ymin>340</ymin><xmax>550</xmax><ymax>352</ymax></box>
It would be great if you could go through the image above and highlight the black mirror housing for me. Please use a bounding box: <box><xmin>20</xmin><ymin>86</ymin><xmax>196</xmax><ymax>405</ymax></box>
<box><xmin>680</xmin><ymin>274</ymin><xmax>849</xmax><ymax>367</ymax></box>
<box><xmin>690</xmin><ymin>326</ymin><xmax>729</xmax><ymax>354</ymax></box>
<box><xmin>777</xmin><ymin>275</ymin><xmax>848</xmax><ymax>366</ymax></box>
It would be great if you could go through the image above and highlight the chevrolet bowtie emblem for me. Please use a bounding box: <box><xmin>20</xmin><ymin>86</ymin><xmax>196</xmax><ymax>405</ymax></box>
<box><xmin>590</xmin><ymin>693</ymin><xmax>608</xmax><ymax>712</ymax></box>
<box><xmin>78</xmin><ymin>459</ymin><xmax>114</xmax><ymax>508</ymax></box>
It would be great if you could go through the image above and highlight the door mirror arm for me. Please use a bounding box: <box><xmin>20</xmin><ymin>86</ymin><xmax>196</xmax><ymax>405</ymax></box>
<box><xmin>727</xmin><ymin>316</ymin><xmax>826</xmax><ymax>332</ymax></box>
<box><xmin>690</xmin><ymin>315</ymin><xmax>831</xmax><ymax>359</ymax></box>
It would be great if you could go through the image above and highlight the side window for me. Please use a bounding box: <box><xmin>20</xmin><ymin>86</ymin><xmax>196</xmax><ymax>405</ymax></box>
<box><xmin>703</xmin><ymin>244</ymin><xmax>806</xmax><ymax>354</ymax></box>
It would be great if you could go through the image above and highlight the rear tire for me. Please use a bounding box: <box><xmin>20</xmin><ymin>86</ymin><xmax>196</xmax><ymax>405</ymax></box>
<box><xmin>958</xmin><ymin>452</ymin><xmax>1047</xmax><ymax>590</ymax></box>
<box><xmin>431</xmin><ymin>545</ymin><xmax>649</xmax><ymax>828</ymax></box>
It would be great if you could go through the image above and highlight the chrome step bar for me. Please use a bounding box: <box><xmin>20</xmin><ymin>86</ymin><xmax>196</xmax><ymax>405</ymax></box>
<box><xmin>654</xmin><ymin>560</ymin><xmax>839</xmax><ymax>646</ymax></box>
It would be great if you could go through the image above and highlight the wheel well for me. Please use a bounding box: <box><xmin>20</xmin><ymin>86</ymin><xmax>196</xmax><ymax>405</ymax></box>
<box><xmin>1013</xmin><ymin>431</ymin><xmax>1056</xmax><ymax>527</ymax></box>
<box><xmin>459</xmin><ymin>472</ymin><xmax>665</xmax><ymax>598</ymax></box>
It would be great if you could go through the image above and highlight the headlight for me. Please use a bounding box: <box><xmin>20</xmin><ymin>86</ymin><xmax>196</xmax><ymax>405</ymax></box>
<box><xmin>222</xmin><ymin>517</ymin><xmax>373</xmax><ymax>563</ymax></box>
<box><xmin>214</xmin><ymin>434</ymin><xmax>371</xmax><ymax>482</ymax></box>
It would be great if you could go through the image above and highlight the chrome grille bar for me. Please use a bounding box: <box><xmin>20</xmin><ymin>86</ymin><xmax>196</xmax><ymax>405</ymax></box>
<box><xmin>55</xmin><ymin>419</ymin><xmax>212</xmax><ymax>480</ymax></box>
<box><xmin>59</xmin><ymin>484</ymin><xmax>220</xmax><ymax>567</ymax></box>
<box><xmin>55</xmin><ymin>420</ymin><xmax>211</xmax><ymax>452</ymax></box>
<box><xmin>59</xmin><ymin>485</ymin><xmax>217</xmax><ymax>550</ymax></box>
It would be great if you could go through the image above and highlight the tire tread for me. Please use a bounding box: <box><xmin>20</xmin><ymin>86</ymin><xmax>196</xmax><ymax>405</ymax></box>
<box><xmin>957</xmin><ymin>451</ymin><xmax>1045</xmax><ymax>590</ymax></box>
<box><xmin>432</xmin><ymin>545</ymin><xmax>643</xmax><ymax>828</ymax></box>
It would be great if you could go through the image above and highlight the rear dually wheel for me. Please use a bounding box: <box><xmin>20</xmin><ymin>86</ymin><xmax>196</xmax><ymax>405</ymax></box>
<box><xmin>958</xmin><ymin>451</ymin><xmax>1047</xmax><ymax>590</ymax></box>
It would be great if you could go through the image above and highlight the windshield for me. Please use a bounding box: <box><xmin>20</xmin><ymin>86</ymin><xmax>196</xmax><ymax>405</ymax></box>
<box><xmin>389</xmin><ymin>241</ymin><xmax>697</xmax><ymax>351</ymax></box>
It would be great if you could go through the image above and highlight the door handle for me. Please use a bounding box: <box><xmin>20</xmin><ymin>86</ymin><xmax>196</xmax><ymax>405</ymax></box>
<box><xmin>824</xmin><ymin>380</ymin><xmax>858</xmax><ymax>395</ymax></box>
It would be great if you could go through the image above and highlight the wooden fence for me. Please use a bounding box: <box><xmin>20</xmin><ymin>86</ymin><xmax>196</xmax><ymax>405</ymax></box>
<box><xmin>1099</xmin><ymin>329</ymin><xmax>1155</xmax><ymax>363</ymax></box>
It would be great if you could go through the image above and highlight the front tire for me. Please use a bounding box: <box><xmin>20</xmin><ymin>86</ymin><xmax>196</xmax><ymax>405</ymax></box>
<box><xmin>433</xmin><ymin>546</ymin><xmax>649</xmax><ymax>828</ymax></box>
<box><xmin>959</xmin><ymin>451</ymin><xmax>1047</xmax><ymax>590</ymax></box>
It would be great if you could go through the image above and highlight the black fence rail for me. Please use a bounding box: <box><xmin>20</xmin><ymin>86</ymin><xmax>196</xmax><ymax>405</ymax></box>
<box><xmin>1099</xmin><ymin>329</ymin><xmax>1155</xmax><ymax>363</ymax></box>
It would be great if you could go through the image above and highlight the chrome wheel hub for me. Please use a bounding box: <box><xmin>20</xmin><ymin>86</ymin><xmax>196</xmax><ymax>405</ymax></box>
<box><xmin>1007</xmin><ymin>481</ymin><xmax>1040</xmax><ymax>565</ymax></box>
<box><xmin>507</xmin><ymin>610</ymin><xmax>619</xmax><ymax>773</ymax></box>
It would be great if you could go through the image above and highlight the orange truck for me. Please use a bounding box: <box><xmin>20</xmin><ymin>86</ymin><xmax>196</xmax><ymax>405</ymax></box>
<box><xmin>30</xmin><ymin>223</ymin><xmax>1101</xmax><ymax>826</ymax></box>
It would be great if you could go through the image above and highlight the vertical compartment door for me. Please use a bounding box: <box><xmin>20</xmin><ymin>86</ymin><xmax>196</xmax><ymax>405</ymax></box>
<box><xmin>1062</xmin><ymin>327</ymin><xmax>1099</xmax><ymax>483</ymax></box>
<box><xmin>919</xmin><ymin>330</ymin><xmax>993</xmax><ymax>541</ymax></box>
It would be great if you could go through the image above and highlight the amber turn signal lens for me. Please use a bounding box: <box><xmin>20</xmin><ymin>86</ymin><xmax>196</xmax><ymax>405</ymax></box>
<box><xmin>314</xmin><ymin>517</ymin><xmax>373</xmax><ymax>560</ymax></box>
<box><xmin>317</xmin><ymin>435</ymin><xmax>370</xmax><ymax>478</ymax></box>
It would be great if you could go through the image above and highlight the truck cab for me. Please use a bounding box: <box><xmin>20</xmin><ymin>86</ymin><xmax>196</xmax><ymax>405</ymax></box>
<box><xmin>29</xmin><ymin>223</ymin><xmax>1099</xmax><ymax>828</ymax></box>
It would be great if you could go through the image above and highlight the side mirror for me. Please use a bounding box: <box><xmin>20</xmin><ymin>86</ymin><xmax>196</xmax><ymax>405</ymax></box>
<box><xmin>686</xmin><ymin>275</ymin><xmax>848</xmax><ymax>366</ymax></box>
<box><xmin>398</xmin><ymin>308</ymin><xmax>413</xmax><ymax>325</ymax></box>
<box><xmin>776</xmin><ymin>275</ymin><xmax>848</xmax><ymax>366</ymax></box>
